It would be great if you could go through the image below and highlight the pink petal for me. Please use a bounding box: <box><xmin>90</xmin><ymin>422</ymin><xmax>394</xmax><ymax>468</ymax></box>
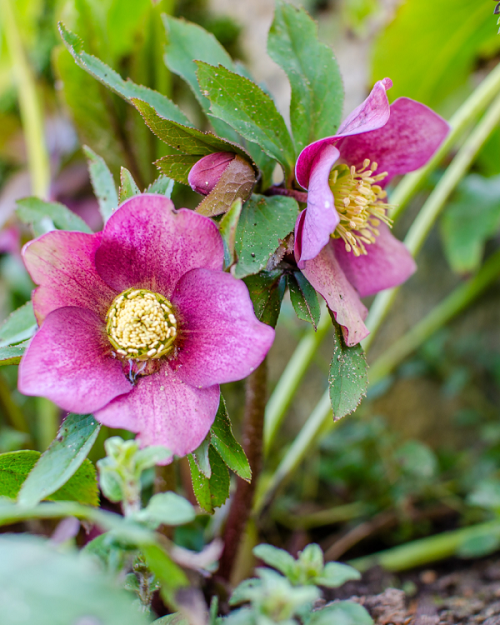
<box><xmin>170</xmin><ymin>268</ymin><xmax>275</xmax><ymax>387</ymax></box>
<box><xmin>18</xmin><ymin>307</ymin><xmax>132</xmax><ymax>413</ymax></box>
<box><xmin>333</xmin><ymin>223</ymin><xmax>416</xmax><ymax>298</ymax></box>
<box><xmin>296</xmin><ymin>79</ymin><xmax>392</xmax><ymax>189</ymax></box>
<box><xmin>23</xmin><ymin>231</ymin><xmax>116</xmax><ymax>324</ymax></box>
<box><xmin>95</xmin><ymin>194</ymin><xmax>224</xmax><ymax>298</ymax></box>
<box><xmin>301</xmin><ymin>242</ymin><xmax>369</xmax><ymax>346</ymax></box>
<box><xmin>295</xmin><ymin>145</ymin><xmax>341</xmax><ymax>268</ymax></box>
<box><xmin>337</xmin><ymin>97</ymin><xmax>450</xmax><ymax>186</ymax></box>
<box><xmin>95</xmin><ymin>363</ymin><xmax>220</xmax><ymax>458</ymax></box>
<box><xmin>188</xmin><ymin>152</ymin><xmax>235</xmax><ymax>195</ymax></box>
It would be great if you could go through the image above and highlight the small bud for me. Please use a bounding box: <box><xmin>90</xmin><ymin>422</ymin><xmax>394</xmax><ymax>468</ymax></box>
<box><xmin>188</xmin><ymin>152</ymin><xmax>236</xmax><ymax>195</ymax></box>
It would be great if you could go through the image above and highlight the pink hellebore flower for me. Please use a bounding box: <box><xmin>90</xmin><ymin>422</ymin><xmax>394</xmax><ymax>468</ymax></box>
<box><xmin>295</xmin><ymin>78</ymin><xmax>449</xmax><ymax>346</ymax></box>
<box><xmin>18</xmin><ymin>195</ymin><xmax>274</xmax><ymax>458</ymax></box>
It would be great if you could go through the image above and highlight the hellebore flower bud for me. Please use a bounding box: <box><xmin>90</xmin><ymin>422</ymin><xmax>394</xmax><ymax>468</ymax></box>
<box><xmin>188</xmin><ymin>152</ymin><xmax>235</xmax><ymax>195</ymax></box>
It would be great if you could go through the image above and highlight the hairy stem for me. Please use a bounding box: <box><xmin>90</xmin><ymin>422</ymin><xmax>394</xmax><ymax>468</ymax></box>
<box><xmin>218</xmin><ymin>359</ymin><xmax>267</xmax><ymax>582</ymax></box>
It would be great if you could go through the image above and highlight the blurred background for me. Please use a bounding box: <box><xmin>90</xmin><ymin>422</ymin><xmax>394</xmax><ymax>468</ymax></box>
<box><xmin>1</xmin><ymin>0</ymin><xmax>500</xmax><ymax>570</ymax></box>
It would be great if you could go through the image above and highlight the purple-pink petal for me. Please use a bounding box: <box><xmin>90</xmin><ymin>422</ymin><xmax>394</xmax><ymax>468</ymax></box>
<box><xmin>295</xmin><ymin>145</ymin><xmax>341</xmax><ymax>268</ymax></box>
<box><xmin>188</xmin><ymin>152</ymin><xmax>235</xmax><ymax>195</ymax></box>
<box><xmin>95</xmin><ymin>363</ymin><xmax>220</xmax><ymax>458</ymax></box>
<box><xmin>18</xmin><ymin>307</ymin><xmax>132</xmax><ymax>413</ymax></box>
<box><xmin>95</xmin><ymin>194</ymin><xmax>224</xmax><ymax>298</ymax></box>
<box><xmin>171</xmin><ymin>268</ymin><xmax>275</xmax><ymax>388</ymax></box>
<box><xmin>23</xmin><ymin>231</ymin><xmax>116</xmax><ymax>324</ymax></box>
<box><xmin>337</xmin><ymin>97</ymin><xmax>450</xmax><ymax>186</ymax></box>
<box><xmin>333</xmin><ymin>223</ymin><xmax>416</xmax><ymax>298</ymax></box>
<box><xmin>301</xmin><ymin>242</ymin><xmax>369</xmax><ymax>346</ymax></box>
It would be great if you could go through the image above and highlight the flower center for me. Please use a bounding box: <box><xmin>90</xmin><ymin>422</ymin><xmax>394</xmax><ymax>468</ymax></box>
<box><xmin>329</xmin><ymin>159</ymin><xmax>393</xmax><ymax>256</ymax></box>
<box><xmin>106</xmin><ymin>288</ymin><xmax>177</xmax><ymax>360</ymax></box>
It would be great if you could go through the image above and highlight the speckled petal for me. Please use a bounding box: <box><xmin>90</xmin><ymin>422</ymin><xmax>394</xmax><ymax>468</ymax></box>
<box><xmin>23</xmin><ymin>231</ymin><xmax>116</xmax><ymax>324</ymax></box>
<box><xmin>333</xmin><ymin>223</ymin><xmax>416</xmax><ymax>298</ymax></box>
<box><xmin>95</xmin><ymin>363</ymin><xmax>220</xmax><ymax>458</ymax></box>
<box><xmin>295</xmin><ymin>145</ymin><xmax>340</xmax><ymax>268</ymax></box>
<box><xmin>171</xmin><ymin>268</ymin><xmax>275</xmax><ymax>388</ymax></box>
<box><xmin>300</xmin><ymin>242</ymin><xmax>369</xmax><ymax>346</ymax></box>
<box><xmin>18</xmin><ymin>307</ymin><xmax>132</xmax><ymax>413</ymax></box>
<box><xmin>95</xmin><ymin>194</ymin><xmax>224</xmax><ymax>298</ymax></box>
<box><xmin>337</xmin><ymin>98</ymin><xmax>450</xmax><ymax>186</ymax></box>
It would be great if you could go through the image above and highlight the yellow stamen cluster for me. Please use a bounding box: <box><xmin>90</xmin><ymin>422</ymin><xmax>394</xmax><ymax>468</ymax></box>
<box><xmin>106</xmin><ymin>288</ymin><xmax>177</xmax><ymax>361</ymax></box>
<box><xmin>329</xmin><ymin>159</ymin><xmax>393</xmax><ymax>256</ymax></box>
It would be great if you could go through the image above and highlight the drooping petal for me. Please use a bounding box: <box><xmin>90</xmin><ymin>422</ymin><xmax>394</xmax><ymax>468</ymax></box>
<box><xmin>337</xmin><ymin>97</ymin><xmax>450</xmax><ymax>186</ymax></box>
<box><xmin>333</xmin><ymin>223</ymin><xmax>416</xmax><ymax>298</ymax></box>
<box><xmin>95</xmin><ymin>194</ymin><xmax>224</xmax><ymax>298</ymax></box>
<box><xmin>171</xmin><ymin>268</ymin><xmax>275</xmax><ymax>388</ymax></box>
<box><xmin>23</xmin><ymin>231</ymin><xmax>116</xmax><ymax>324</ymax></box>
<box><xmin>300</xmin><ymin>242</ymin><xmax>369</xmax><ymax>346</ymax></box>
<box><xmin>18</xmin><ymin>307</ymin><xmax>132</xmax><ymax>413</ymax></box>
<box><xmin>295</xmin><ymin>145</ymin><xmax>341</xmax><ymax>268</ymax></box>
<box><xmin>295</xmin><ymin>79</ymin><xmax>392</xmax><ymax>190</ymax></box>
<box><xmin>95</xmin><ymin>363</ymin><xmax>220</xmax><ymax>458</ymax></box>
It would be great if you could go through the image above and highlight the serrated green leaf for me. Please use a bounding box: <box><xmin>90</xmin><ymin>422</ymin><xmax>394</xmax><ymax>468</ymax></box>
<box><xmin>18</xmin><ymin>414</ymin><xmax>100</xmax><ymax>507</ymax></box>
<box><xmin>0</xmin><ymin>449</ymin><xmax>98</xmax><ymax>506</ymax></box>
<box><xmin>288</xmin><ymin>272</ymin><xmax>321</xmax><ymax>329</ymax></box>
<box><xmin>119</xmin><ymin>167</ymin><xmax>141</xmax><ymax>204</ymax></box>
<box><xmin>16</xmin><ymin>197</ymin><xmax>92</xmax><ymax>234</ymax></box>
<box><xmin>0</xmin><ymin>301</ymin><xmax>37</xmax><ymax>348</ymax></box>
<box><xmin>220</xmin><ymin>198</ymin><xmax>243</xmax><ymax>269</ymax></box>
<box><xmin>234</xmin><ymin>194</ymin><xmax>298</xmax><ymax>278</ymax></box>
<box><xmin>155</xmin><ymin>154</ymin><xmax>201</xmax><ymax>185</ymax></box>
<box><xmin>59</xmin><ymin>22</ymin><xmax>191</xmax><ymax>126</ymax></box>
<box><xmin>196</xmin><ymin>62</ymin><xmax>296</xmax><ymax>181</ymax></box>
<box><xmin>136</xmin><ymin>492</ymin><xmax>195</xmax><ymax>527</ymax></box>
<box><xmin>268</xmin><ymin>0</ymin><xmax>343</xmax><ymax>151</ymax></box>
<box><xmin>0</xmin><ymin>341</ymin><xmax>29</xmax><ymax>366</ymax></box>
<box><xmin>329</xmin><ymin>321</ymin><xmax>368</xmax><ymax>420</ymax></box>
<box><xmin>193</xmin><ymin>435</ymin><xmax>212</xmax><ymax>479</ymax></box>
<box><xmin>211</xmin><ymin>397</ymin><xmax>251</xmax><ymax>482</ymax></box>
<box><xmin>187</xmin><ymin>447</ymin><xmax>230</xmax><ymax>514</ymax></box>
<box><xmin>253</xmin><ymin>544</ymin><xmax>296</xmax><ymax>577</ymax></box>
<box><xmin>83</xmin><ymin>145</ymin><xmax>118</xmax><ymax>221</ymax></box>
<box><xmin>243</xmin><ymin>270</ymin><xmax>286</xmax><ymax>328</ymax></box>
<box><xmin>146</xmin><ymin>175</ymin><xmax>174</xmax><ymax>197</ymax></box>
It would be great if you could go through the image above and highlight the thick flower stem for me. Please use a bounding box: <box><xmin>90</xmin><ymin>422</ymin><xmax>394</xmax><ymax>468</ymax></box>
<box><xmin>218</xmin><ymin>359</ymin><xmax>267</xmax><ymax>582</ymax></box>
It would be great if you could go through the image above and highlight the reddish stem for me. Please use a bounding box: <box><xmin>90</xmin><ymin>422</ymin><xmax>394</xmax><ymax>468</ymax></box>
<box><xmin>217</xmin><ymin>359</ymin><xmax>268</xmax><ymax>582</ymax></box>
<box><xmin>266</xmin><ymin>185</ymin><xmax>308</xmax><ymax>204</ymax></box>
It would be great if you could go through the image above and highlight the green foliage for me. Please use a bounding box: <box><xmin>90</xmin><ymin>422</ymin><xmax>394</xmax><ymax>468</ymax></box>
<box><xmin>156</xmin><ymin>154</ymin><xmax>200</xmax><ymax>185</ymax></box>
<box><xmin>441</xmin><ymin>174</ymin><xmax>500</xmax><ymax>274</ymax></box>
<box><xmin>287</xmin><ymin>272</ymin><xmax>321</xmax><ymax>329</ymax></box>
<box><xmin>83</xmin><ymin>145</ymin><xmax>118</xmax><ymax>220</ymax></box>
<box><xmin>329</xmin><ymin>322</ymin><xmax>368</xmax><ymax>420</ymax></box>
<box><xmin>267</xmin><ymin>0</ymin><xmax>344</xmax><ymax>151</ymax></box>
<box><xmin>188</xmin><ymin>446</ymin><xmax>230</xmax><ymax>514</ymax></box>
<box><xmin>18</xmin><ymin>413</ymin><xmax>101</xmax><ymax>506</ymax></box>
<box><xmin>146</xmin><ymin>175</ymin><xmax>174</xmax><ymax>197</ymax></box>
<box><xmin>119</xmin><ymin>167</ymin><xmax>141</xmax><ymax>204</ymax></box>
<box><xmin>0</xmin><ymin>449</ymin><xmax>98</xmax><ymax>506</ymax></box>
<box><xmin>244</xmin><ymin>270</ymin><xmax>287</xmax><ymax>328</ymax></box>
<box><xmin>0</xmin><ymin>341</ymin><xmax>30</xmax><ymax>366</ymax></box>
<box><xmin>234</xmin><ymin>195</ymin><xmax>298</xmax><ymax>279</ymax></box>
<box><xmin>0</xmin><ymin>301</ymin><xmax>37</xmax><ymax>348</ymax></box>
<box><xmin>210</xmin><ymin>398</ymin><xmax>252</xmax><ymax>482</ymax></box>
<box><xmin>220</xmin><ymin>198</ymin><xmax>243</xmax><ymax>268</ymax></box>
<box><xmin>306</xmin><ymin>601</ymin><xmax>373</xmax><ymax>625</ymax></box>
<box><xmin>16</xmin><ymin>197</ymin><xmax>92</xmax><ymax>235</ymax></box>
<box><xmin>135</xmin><ymin>492</ymin><xmax>195</xmax><ymax>528</ymax></box>
<box><xmin>0</xmin><ymin>534</ymin><xmax>152</xmax><ymax>625</ymax></box>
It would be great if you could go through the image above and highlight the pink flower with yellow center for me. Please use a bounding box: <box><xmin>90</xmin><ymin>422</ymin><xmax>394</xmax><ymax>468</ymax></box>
<box><xmin>294</xmin><ymin>78</ymin><xmax>450</xmax><ymax>346</ymax></box>
<box><xmin>18</xmin><ymin>195</ymin><xmax>275</xmax><ymax>457</ymax></box>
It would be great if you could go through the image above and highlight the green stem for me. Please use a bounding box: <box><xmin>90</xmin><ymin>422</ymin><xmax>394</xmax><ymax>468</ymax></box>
<box><xmin>1</xmin><ymin>0</ymin><xmax>50</xmax><ymax>198</ymax></box>
<box><xmin>369</xmin><ymin>248</ymin><xmax>500</xmax><ymax>386</ymax></box>
<box><xmin>264</xmin><ymin>304</ymin><xmax>329</xmax><ymax>455</ymax></box>
<box><xmin>364</xmin><ymin>91</ymin><xmax>500</xmax><ymax>350</ymax></box>
<box><xmin>390</xmin><ymin>60</ymin><xmax>500</xmax><ymax>219</ymax></box>
<box><xmin>349</xmin><ymin>521</ymin><xmax>500</xmax><ymax>572</ymax></box>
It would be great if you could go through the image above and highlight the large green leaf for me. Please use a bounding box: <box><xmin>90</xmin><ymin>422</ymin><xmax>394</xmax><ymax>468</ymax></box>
<box><xmin>16</xmin><ymin>197</ymin><xmax>92</xmax><ymax>235</ymax></box>
<box><xmin>0</xmin><ymin>449</ymin><xmax>98</xmax><ymax>506</ymax></box>
<box><xmin>243</xmin><ymin>270</ymin><xmax>286</xmax><ymax>328</ymax></box>
<box><xmin>267</xmin><ymin>0</ymin><xmax>343</xmax><ymax>151</ymax></box>
<box><xmin>0</xmin><ymin>301</ymin><xmax>37</xmax><ymax>348</ymax></box>
<box><xmin>187</xmin><ymin>447</ymin><xmax>230</xmax><ymax>514</ymax></box>
<box><xmin>372</xmin><ymin>0</ymin><xmax>500</xmax><ymax>109</ymax></box>
<box><xmin>0</xmin><ymin>534</ymin><xmax>151</xmax><ymax>625</ymax></box>
<box><xmin>288</xmin><ymin>272</ymin><xmax>321</xmax><ymax>329</ymax></box>
<box><xmin>234</xmin><ymin>194</ymin><xmax>298</xmax><ymax>278</ymax></box>
<box><xmin>441</xmin><ymin>174</ymin><xmax>500</xmax><ymax>275</ymax></box>
<box><xmin>18</xmin><ymin>413</ymin><xmax>101</xmax><ymax>506</ymax></box>
<box><xmin>196</xmin><ymin>62</ymin><xmax>296</xmax><ymax>181</ymax></box>
<box><xmin>211</xmin><ymin>397</ymin><xmax>251</xmax><ymax>482</ymax></box>
<box><xmin>328</xmin><ymin>321</ymin><xmax>368</xmax><ymax>420</ymax></box>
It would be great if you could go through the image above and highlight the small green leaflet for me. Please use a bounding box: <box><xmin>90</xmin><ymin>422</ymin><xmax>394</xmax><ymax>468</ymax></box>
<box><xmin>244</xmin><ymin>270</ymin><xmax>286</xmax><ymax>328</ymax></box>
<box><xmin>211</xmin><ymin>397</ymin><xmax>251</xmax><ymax>482</ymax></box>
<box><xmin>268</xmin><ymin>0</ymin><xmax>344</xmax><ymax>151</ymax></box>
<box><xmin>18</xmin><ymin>413</ymin><xmax>101</xmax><ymax>506</ymax></box>
<box><xmin>0</xmin><ymin>301</ymin><xmax>37</xmax><ymax>348</ymax></box>
<box><xmin>196</xmin><ymin>62</ymin><xmax>296</xmax><ymax>181</ymax></box>
<box><xmin>234</xmin><ymin>194</ymin><xmax>298</xmax><ymax>279</ymax></box>
<box><xmin>83</xmin><ymin>146</ymin><xmax>118</xmax><ymax>221</ymax></box>
<box><xmin>16</xmin><ymin>197</ymin><xmax>92</xmax><ymax>235</ymax></box>
<box><xmin>219</xmin><ymin>198</ymin><xmax>243</xmax><ymax>269</ymax></box>
<box><xmin>146</xmin><ymin>175</ymin><xmax>174</xmax><ymax>197</ymax></box>
<box><xmin>0</xmin><ymin>449</ymin><xmax>98</xmax><ymax>506</ymax></box>
<box><xmin>288</xmin><ymin>272</ymin><xmax>321</xmax><ymax>329</ymax></box>
<box><xmin>118</xmin><ymin>167</ymin><xmax>141</xmax><ymax>204</ymax></box>
<box><xmin>188</xmin><ymin>447</ymin><xmax>230</xmax><ymax>514</ymax></box>
<box><xmin>329</xmin><ymin>321</ymin><xmax>368</xmax><ymax>420</ymax></box>
<box><xmin>0</xmin><ymin>341</ymin><xmax>30</xmax><ymax>366</ymax></box>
